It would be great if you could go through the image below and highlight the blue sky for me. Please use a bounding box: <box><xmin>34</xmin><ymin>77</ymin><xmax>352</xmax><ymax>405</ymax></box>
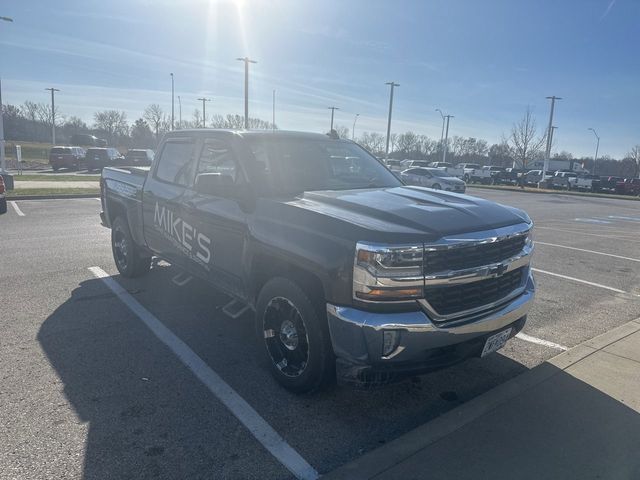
<box><xmin>1</xmin><ymin>0</ymin><xmax>638</xmax><ymax>157</ymax></box>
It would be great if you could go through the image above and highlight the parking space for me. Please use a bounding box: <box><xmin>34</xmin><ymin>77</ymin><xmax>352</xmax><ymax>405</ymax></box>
<box><xmin>1</xmin><ymin>191</ymin><xmax>639</xmax><ymax>479</ymax></box>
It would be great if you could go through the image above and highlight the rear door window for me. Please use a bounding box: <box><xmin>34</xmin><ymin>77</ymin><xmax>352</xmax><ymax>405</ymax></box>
<box><xmin>155</xmin><ymin>140</ymin><xmax>196</xmax><ymax>186</ymax></box>
<box><xmin>196</xmin><ymin>139</ymin><xmax>239</xmax><ymax>183</ymax></box>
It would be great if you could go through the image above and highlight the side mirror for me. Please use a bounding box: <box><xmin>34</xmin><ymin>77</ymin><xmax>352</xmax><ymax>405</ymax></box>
<box><xmin>195</xmin><ymin>172</ymin><xmax>235</xmax><ymax>196</ymax></box>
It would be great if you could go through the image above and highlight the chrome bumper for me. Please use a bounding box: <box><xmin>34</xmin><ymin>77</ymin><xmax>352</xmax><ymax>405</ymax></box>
<box><xmin>327</xmin><ymin>270</ymin><xmax>535</xmax><ymax>368</ymax></box>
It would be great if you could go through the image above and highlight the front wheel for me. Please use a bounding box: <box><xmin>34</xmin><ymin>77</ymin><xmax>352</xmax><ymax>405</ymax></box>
<box><xmin>111</xmin><ymin>216</ymin><xmax>151</xmax><ymax>278</ymax></box>
<box><xmin>432</xmin><ymin>183</ymin><xmax>441</xmax><ymax>190</ymax></box>
<box><xmin>256</xmin><ymin>277</ymin><xmax>334</xmax><ymax>393</ymax></box>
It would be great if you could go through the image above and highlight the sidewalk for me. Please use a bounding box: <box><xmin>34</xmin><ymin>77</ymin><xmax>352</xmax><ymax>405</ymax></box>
<box><xmin>13</xmin><ymin>180</ymin><xmax>99</xmax><ymax>189</ymax></box>
<box><xmin>325</xmin><ymin>319</ymin><xmax>640</xmax><ymax>480</ymax></box>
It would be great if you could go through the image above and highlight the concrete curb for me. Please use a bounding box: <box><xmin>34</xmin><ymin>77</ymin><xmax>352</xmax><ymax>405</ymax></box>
<box><xmin>7</xmin><ymin>194</ymin><xmax>100</xmax><ymax>200</ymax></box>
<box><xmin>323</xmin><ymin>318</ymin><xmax>640</xmax><ymax>479</ymax></box>
<box><xmin>467</xmin><ymin>185</ymin><xmax>640</xmax><ymax>202</ymax></box>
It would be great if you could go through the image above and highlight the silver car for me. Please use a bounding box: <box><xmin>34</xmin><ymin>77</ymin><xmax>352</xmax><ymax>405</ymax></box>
<box><xmin>401</xmin><ymin>167</ymin><xmax>466</xmax><ymax>193</ymax></box>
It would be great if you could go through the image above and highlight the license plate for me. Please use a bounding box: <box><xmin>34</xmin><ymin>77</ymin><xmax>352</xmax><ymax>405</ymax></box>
<box><xmin>481</xmin><ymin>328</ymin><xmax>512</xmax><ymax>357</ymax></box>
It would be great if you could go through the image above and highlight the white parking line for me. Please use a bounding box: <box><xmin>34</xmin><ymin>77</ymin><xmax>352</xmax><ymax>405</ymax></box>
<box><xmin>515</xmin><ymin>332</ymin><xmax>568</xmax><ymax>351</ymax></box>
<box><xmin>10</xmin><ymin>201</ymin><xmax>25</xmax><ymax>216</ymax></box>
<box><xmin>88</xmin><ymin>266</ymin><xmax>319</xmax><ymax>480</ymax></box>
<box><xmin>532</xmin><ymin>268</ymin><xmax>631</xmax><ymax>295</ymax></box>
<box><xmin>535</xmin><ymin>241</ymin><xmax>640</xmax><ymax>263</ymax></box>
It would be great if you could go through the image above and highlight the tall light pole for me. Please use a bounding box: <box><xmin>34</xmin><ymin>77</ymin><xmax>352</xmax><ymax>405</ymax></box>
<box><xmin>170</xmin><ymin>73</ymin><xmax>175</xmax><ymax>130</ymax></box>
<box><xmin>328</xmin><ymin>106</ymin><xmax>339</xmax><ymax>131</ymax></box>
<box><xmin>236</xmin><ymin>57</ymin><xmax>257</xmax><ymax>129</ymax></box>
<box><xmin>541</xmin><ymin>96</ymin><xmax>561</xmax><ymax>185</ymax></box>
<box><xmin>352</xmin><ymin>113</ymin><xmax>360</xmax><ymax>140</ymax></box>
<box><xmin>197</xmin><ymin>97</ymin><xmax>211</xmax><ymax>128</ymax></box>
<box><xmin>442</xmin><ymin>114</ymin><xmax>454</xmax><ymax>163</ymax></box>
<box><xmin>384</xmin><ymin>81</ymin><xmax>400</xmax><ymax>159</ymax></box>
<box><xmin>45</xmin><ymin>87</ymin><xmax>60</xmax><ymax>144</ymax></box>
<box><xmin>272</xmin><ymin>89</ymin><xmax>276</xmax><ymax>130</ymax></box>
<box><xmin>177</xmin><ymin>95</ymin><xmax>182</xmax><ymax>129</ymax></box>
<box><xmin>435</xmin><ymin>108</ymin><xmax>445</xmax><ymax>150</ymax></box>
<box><xmin>588</xmin><ymin>127</ymin><xmax>600</xmax><ymax>175</ymax></box>
<box><xmin>0</xmin><ymin>16</ymin><xmax>13</xmax><ymax>175</ymax></box>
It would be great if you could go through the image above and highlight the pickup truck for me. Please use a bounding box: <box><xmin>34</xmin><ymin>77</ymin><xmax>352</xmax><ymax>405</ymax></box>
<box><xmin>550</xmin><ymin>171</ymin><xmax>577</xmax><ymax>190</ymax></box>
<box><xmin>568</xmin><ymin>174</ymin><xmax>600</xmax><ymax>192</ymax></box>
<box><xmin>615</xmin><ymin>178</ymin><xmax>640</xmax><ymax>196</ymax></box>
<box><xmin>100</xmin><ymin>129</ymin><xmax>535</xmax><ymax>393</ymax></box>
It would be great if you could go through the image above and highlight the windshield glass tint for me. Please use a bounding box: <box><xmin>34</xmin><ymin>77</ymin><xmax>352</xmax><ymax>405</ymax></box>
<box><xmin>246</xmin><ymin>137</ymin><xmax>402</xmax><ymax>194</ymax></box>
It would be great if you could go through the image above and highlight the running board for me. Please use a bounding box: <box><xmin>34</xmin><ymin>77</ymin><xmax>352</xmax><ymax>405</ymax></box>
<box><xmin>222</xmin><ymin>298</ymin><xmax>251</xmax><ymax>319</ymax></box>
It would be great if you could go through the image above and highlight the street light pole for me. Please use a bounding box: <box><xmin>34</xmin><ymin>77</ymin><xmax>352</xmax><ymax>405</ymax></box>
<box><xmin>384</xmin><ymin>81</ymin><xmax>400</xmax><ymax>159</ymax></box>
<box><xmin>177</xmin><ymin>95</ymin><xmax>182</xmax><ymax>129</ymax></box>
<box><xmin>170</xmin><ymin>73</ymin><xmax>174</xmax><ymax>130</ymax></box>
<box><xmin>541</xmin><ymin>96</ymin><xmax>561</xmax><ymax>185</ymax></box>
<box><xmin>197</xmin><ymin>97</ymin><xmax>211</xmax><ymax>128</ymax></box>
<box><xmin>1</xmin><ymin>17</ymin><xmax>13</xmax><ymax>175</ymax></box>
<box><xmin>236</xmin><ymin>57</ymin><xmax>257</xmax><ymax>129</ymax></box>
<box><xmin>435</xmin><ymin>108</ymin><xmax>445</xmax><ymax>150</ymax></box>
<box><xmin>45</xmin><ymin>87</ymin><xmax>60</xmax><ymax>144</ymax></box>
<box><xmin>588</xmin><ymin>128</ymin><xmax>600</xmax><ymax>175</ymax></box>
<box><xmin>352</xmin><ymin>113</ymin><xmax>360</xmax><ymax>140</ymax></box>
<box><xmin>328</xmin><ymin>106</ymin><xmax>339</xmax><ymax>131</ymax></box>
<box><xmin>442</xmin><ymin>114</ymin><xmax>454</xmax><ymax>163</ymax></box>
<box><xmin>272</xmin><ymin>89</ymin><xmax>276</xmax><ymax>130</ymax></box>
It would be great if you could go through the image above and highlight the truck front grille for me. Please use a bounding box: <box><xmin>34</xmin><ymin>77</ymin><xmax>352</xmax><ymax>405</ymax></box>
<box><xmin>424</xmin><ymin>235</ymin><xmax>526</xmax><ymax>274</ymax></box>
<box><xmin>424</xmin><ymin>267</ymin><xmax>525</xmax><ymax>316</ymax></box>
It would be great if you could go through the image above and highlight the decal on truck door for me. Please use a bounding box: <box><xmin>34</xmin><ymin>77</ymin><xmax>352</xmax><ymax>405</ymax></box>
<box><xmin>154</xmin><ymin>202</ymin><xmax>212</xmax><ymax>268</ymax></box>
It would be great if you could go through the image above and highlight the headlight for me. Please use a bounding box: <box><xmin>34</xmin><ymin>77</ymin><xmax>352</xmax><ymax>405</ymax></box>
<box><xmin>525</xmin><ymin>226</ymin><xmax>534</xmax><ymax>248</ymax></box>
<box><xmin>353</xmin><ymin>243</ymin><xmax>424</xmax><ymax>302</ymax></box>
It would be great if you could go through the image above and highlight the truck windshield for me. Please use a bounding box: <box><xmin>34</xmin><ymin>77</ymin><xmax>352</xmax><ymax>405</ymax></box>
<box><xmin>245</xmin><ymin>137</ymin><xmax>402</xmax><ymax>194</ymax></box>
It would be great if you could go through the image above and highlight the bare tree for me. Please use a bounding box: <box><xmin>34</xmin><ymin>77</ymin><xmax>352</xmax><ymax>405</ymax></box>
<box><xmin>334</xmin><ymin>124</ymin><xmax>349</xmax><ymax>139</ymax></box>
<box><xmin>94</xmin><ymin>110</ymin><xmax>128</xmax><ymax>144</ymax></box>
<box><xmin>627</xmin><ymin>145</ymin><xmax>640</xmax><ymax>177</ymax></box>
<box><xmin>507</xmin><ymin>107</ymin><xmax>546</xmax><ymax>169</ymax></box>
<box><xmin>144</xmin><ymin>104</ymin><xmax>164</xmax><ymax>139</ymax></box>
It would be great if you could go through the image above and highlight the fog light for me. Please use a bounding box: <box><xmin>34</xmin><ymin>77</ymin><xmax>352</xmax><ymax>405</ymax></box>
<box><xmin>382</xmin><ymin>330</ymin><xmax>401</xmax><ymax>357</ymax></box>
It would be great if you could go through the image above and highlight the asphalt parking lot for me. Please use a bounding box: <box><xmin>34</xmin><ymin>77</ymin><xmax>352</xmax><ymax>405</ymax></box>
<box><xmin>1</xmin><ymin>189</ymin><xmax>639</xmax><ymax>479</ymax></box>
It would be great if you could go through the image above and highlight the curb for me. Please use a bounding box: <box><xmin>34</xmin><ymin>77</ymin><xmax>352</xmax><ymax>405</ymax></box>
<box><xmin>323</xmin><ymin>318</ymin><xmax>640</xmax><ymax>479</ymax></box>
<box><xmin>7</xmin><ymin>194</ymin><xmax>100</xmax><ymax>200</ymax></box>
<box><xmin>467</xmin><ymin>185</ymin><xmax>640</xmax><ymax>202</ymax></box>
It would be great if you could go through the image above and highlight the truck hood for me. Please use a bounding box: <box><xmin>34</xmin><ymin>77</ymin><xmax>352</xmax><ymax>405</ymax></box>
<box><xmin>286</xmin><ymin>186</ymin><xmax>530</xmax><ymax>242</ymax></box>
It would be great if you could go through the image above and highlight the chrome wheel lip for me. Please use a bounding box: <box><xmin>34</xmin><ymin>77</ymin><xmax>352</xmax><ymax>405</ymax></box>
<box><xmin>113</xmin><ymin>227</ymin><xmax>129</xmax><ymax>270</ymax></box>
<box><xmin>263</xmin><ymin>296</ymin><xmax>310</xmax><ymax>378</ymax></box>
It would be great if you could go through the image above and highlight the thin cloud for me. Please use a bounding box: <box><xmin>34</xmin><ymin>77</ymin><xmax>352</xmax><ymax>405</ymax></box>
<box><xmin>600</xmin><ymin>0</ymin><xmax>616</xmax><ymax>20</ymax></box>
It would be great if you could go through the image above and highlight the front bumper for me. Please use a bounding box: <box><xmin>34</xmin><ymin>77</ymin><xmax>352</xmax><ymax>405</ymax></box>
<box><xmin>327</xmin><ymin>270</ymin><xmax>535</xmax><ymax>388</ymax></box>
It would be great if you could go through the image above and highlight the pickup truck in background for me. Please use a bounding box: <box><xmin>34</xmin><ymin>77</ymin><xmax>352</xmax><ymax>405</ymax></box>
<box><xmin>550</xmin><ymin>171</ymin><xmax>577</xmax><ymax>190</ymax></box>
<box><xmin>599</xmin><ymin>176</ymin><xmax>624</xmax><ymax>193</ymax></box>
<box><xmin>568</xmin><ymin>174</ymin><xmax>600</xmax><ymax>192</ymax></box>
<box><xmin>456</xmin><ymin>163</ymin><xmax>482</xmax><ymax>182</ymax></box>
<box><xmin>100</xmin><ymin>129</ymin><xmax>535</xmax><ymax>393</ymax></box>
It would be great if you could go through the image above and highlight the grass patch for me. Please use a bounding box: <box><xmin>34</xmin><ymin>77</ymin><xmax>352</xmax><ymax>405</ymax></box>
<box><xmin>7</xmin><ymin>187</ymin><xmax>100</xmax><ymax>197</ymax></box>
<box><xmin>467</xmin><ymin>184</ymin><xmax>640</xmax><ymax>201</ymax></box>
<box><xmin>12</xmin><ymin>174</ymin><xmax>100</xmax><ymax>182</ymax></box>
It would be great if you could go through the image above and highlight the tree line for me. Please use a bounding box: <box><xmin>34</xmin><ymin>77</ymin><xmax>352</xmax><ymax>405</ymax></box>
<box><xmin>2</xmin><ymin>101</ymin><xmax>639</xmax><ymax>177</ymax></box>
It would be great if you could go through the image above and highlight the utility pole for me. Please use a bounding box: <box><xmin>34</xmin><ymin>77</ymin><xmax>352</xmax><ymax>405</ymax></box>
<box><xmin>384</xmin><ymin>81</ymin><xmax>400</xmax><ymax>159</ymax></box>
<box><xmin>541</xmin><ymin>96</ymin><xmax>561</xmax><ymax>186</ymax></box>
<box><xmin>197</xmin><ymin>97</ymin><xmax>211</xmax><ymax>128</ymax></box>
<box><xmin>272</xmin><ymin>89</ymin><xmax>276</xmax><ymax>130</ymax></box>
<box><xmin>177</xmin><ymin>95</ymin><xmax>182</xmax><ymax>129</ymax></box>
<box><xmin>328</xmin><ymin>106</ymin><xmax>339</xmax><ymax>131</ymax></box>
<box><xmin>588</xmin><ymin>127</ymin><xmax>600</xmax><ymax>175</ymax></box>
<box><xmin>45</xmin><ymin>87</ymin><xmax>60</xmax><ymax>144</ymax></box>
<box><xmin>352</xmin><ymin>113</ymin><xmax>360</xmax><ymax>140</ymax></box>
<box><xmin>442</xmin><ymin>114</ymin><xmax>454</xmax><ymax>163</ymax></box>
<box><xmin>170</xmin><ymin>73</ymin><xmax>174</xmax><ymax>130</ymax></box>
<box><xmin>436</xmin><ymin>108</ymin><xmax>445</xmax><ymax>151</ymax></box>
<box><xmin>1</xmin><ymin>17</ymin><xmax>13</xmax><ymax>176</ymax></box>
<box><xmin>236</xmin><ymin>57</ymin><xmax>257</xmax><ymax>129</ymax></box>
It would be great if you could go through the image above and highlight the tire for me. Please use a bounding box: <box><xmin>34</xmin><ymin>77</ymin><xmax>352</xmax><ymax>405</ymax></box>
<box><xmin>111</xmin><ymin>216</ymin><xmax>151</xmax><ymax>278</ymax></box>
<box><xmin>432</xmin><ymin>183</ymin><xmax>441</xmax><ymax>190</ymax></box>
<box><xmin>256</xmin><ymin>277</ymin><xmax>334</xmax><ymax>393</ymax></box>
<box><xmin>52</xmin><ymin>165</ymin><xmax>59</xmax><ymax>172</ymax></box>
<box><xmin>0</xmin><ymin>198</ymin><xmax>6</xmax><ymax>215</ymax></box>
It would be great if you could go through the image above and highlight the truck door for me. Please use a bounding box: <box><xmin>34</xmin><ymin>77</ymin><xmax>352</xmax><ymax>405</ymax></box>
<box><xmin>142</xmin><ymin>137</ymin><xmax>196</xmax><ymax>267</ymax></box>
<box><xmin>181</xmin><ymin>137</ymin><xmax>248</xmax><ymax>298</ymax></box>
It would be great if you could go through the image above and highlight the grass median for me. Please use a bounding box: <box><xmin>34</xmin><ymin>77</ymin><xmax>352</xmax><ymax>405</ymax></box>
<box><xmin>11</xmin><ymin>174</ymin><xmax>101</xmax><ymax>181</ymax></box>
<box><xmin>7</xmin><ymin>187</ymin><xmax>100</xmax><ymax>198</ymax></box>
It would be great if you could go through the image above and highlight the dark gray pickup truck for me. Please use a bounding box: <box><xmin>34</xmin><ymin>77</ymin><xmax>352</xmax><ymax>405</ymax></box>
<box><xmin>100</xmin><ymin>129</ymin><xmax>535</xmax><ymax>392</ymax></box>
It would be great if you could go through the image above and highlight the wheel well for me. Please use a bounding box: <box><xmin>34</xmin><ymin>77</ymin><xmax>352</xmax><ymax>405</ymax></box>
<box><xmin>106</xmin><ymin>198</ymin><xmax>126</xmax><ymax>225</ymax></box>
<box><xmin>251</xmin><ymin>256</ymin><xmax>325</xmax><ymax>309</ymax></box>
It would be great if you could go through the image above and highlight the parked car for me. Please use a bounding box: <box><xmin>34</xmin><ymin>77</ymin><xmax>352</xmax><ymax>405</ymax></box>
<box><xmin>615</xmin><ymin>178</ymin><xmax>640</xmax><ymax>196</ymax></box>
<box><xmin>550</xmin><ymin>171</ymin><xmax>578</xmax><ymax>190</ymax></box>
<box><xmin>568</xmin><ymin>174</ymin><xmax>600</xmax><ymax>192</ymax></box>
<box><xmin>125</xmin><ymin>149</ymin><xmax>155</xmax><ymax>167</ymax></box>
<box><xmin>100</xmin><ymin>129</ymin><xmax>534</xmax><ymax>392</ymax></box>
<box><xmin>86</xmin><ymin>148</ymin><xmax>125</xmax><ymax>171</ymax></box>
<box><xmin>428</xmin><ymin>162</ymin><xmax>453</xmax><ymax>169</ymax></box>
<box><xmin>404</xmin><ymin>159</ymin><xmax>431</xmax><ymax>168</ymax></box>
<box><xmin>455</xmin><ymin>163</ymin><xmax>481</xmax><ymax>182</ymax></box>
<box><xmin>502</xmin><ymin>168</ymin><xmax>528</xmax><ymax>185</ymax></box>
<box><xmin>429</xmin><ymin>162</ymin><xmax>464</xmax><ymax>178</ymax></box>
<box><xmin>524</xmin><ymin>169</ymin><xmax>554</xmax><ymax>186</ymax></box>
<box><xmin>400</xmin><ymin>167</ymin><xmax>466</xmax><ymax>193</ymax></box>
<box><xmin>384</xmin><ymin>159</ymin><xmax>403</xmax><ymax>172</ymax></box>
<box><xmin>598</xmin><ymin>176</ymin><xmax>623</xmax><ymax>193</ymax></box>
<box><xmin>48</xmin><ymin>146</ymin><xmax>86</xmax><ymax>171</ymax></box>
<box><xmin>0</xmin><ymin>175</ymin><xmax>7</xmax><ymax>214</ymax></box>
<box><xmin>70</xmin><ymin>134</ymin><xmax>108</xmax><ymax>148</ymax></box>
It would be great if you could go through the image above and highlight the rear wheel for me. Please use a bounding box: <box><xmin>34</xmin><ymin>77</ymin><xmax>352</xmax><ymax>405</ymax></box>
<box><xmin>256</xmin><ymin>277</ymin><xmax>334</xmax><ymax>393</ymax></box>
<box><xmin>0</xmin><ymin>198</ymin><xmax>7</xmax><ymax>215</ymax></box>
<box><xmin>111</xmin><ymin>216</ymin><xmax>151</xmax><ymax>278</ymax></box>
<box><xmin>432</xmin><ymin>183</ymin><xmax>441</xmax><ymax>190</ymax></box>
